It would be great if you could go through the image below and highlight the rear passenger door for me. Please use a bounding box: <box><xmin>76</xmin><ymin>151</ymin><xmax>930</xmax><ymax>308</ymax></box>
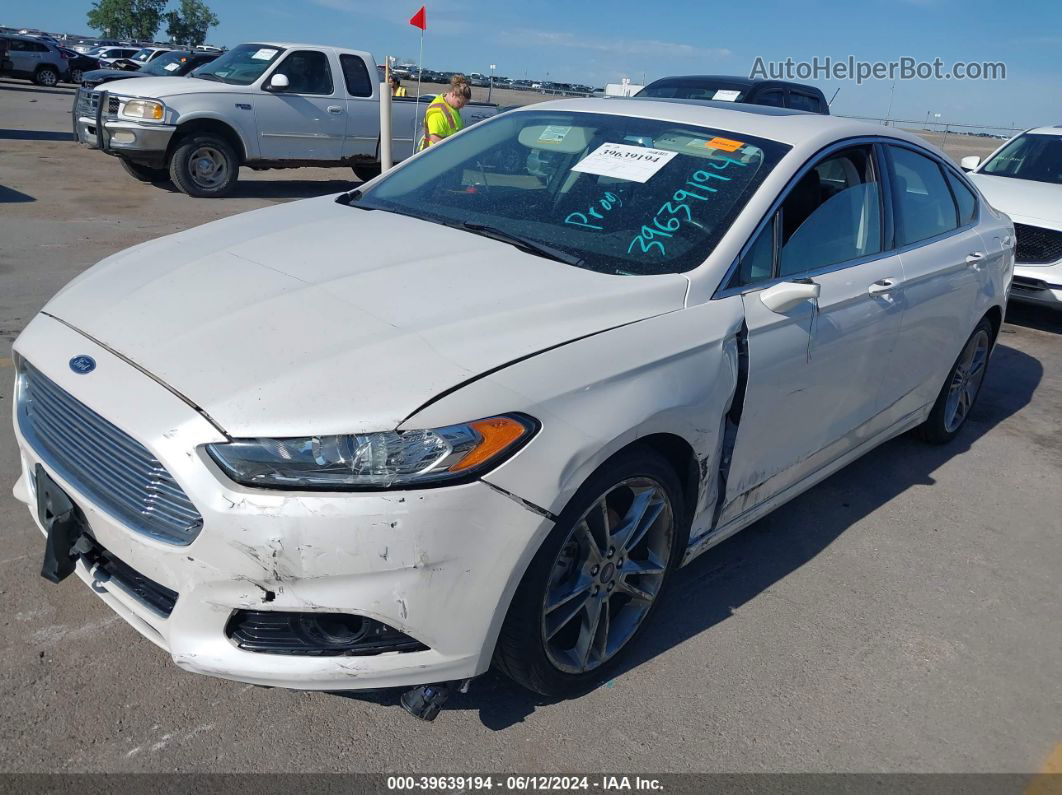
<box><xmin>255</xmin><ymin>49</ymin><xmax>345</xmax><ymax>160</ymax></box>
<box><xmin>878</xmin><ymin>144</ymin><xmax>983</xmax><ymax>421</ymax></box>
<box><xmin>338</xmin><ymin>54</ymin><xmax>383</xmax><ymax>159</ymax></box>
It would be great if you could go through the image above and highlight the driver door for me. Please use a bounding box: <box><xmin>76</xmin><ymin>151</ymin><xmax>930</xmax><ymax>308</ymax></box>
<box><xmin>717</xmin><ymin>144</ymin><xmax>905</xmax><ymax>525</ymax></box>
<box><xmin>254</xmin><ymin>49</ymin><xmax>345</xmax><ymax>160</ymax></box>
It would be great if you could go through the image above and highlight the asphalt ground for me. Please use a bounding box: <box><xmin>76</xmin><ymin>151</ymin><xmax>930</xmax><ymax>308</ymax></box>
<box><xmin>0</xmin><ymin>78</ymin><xmax>1060</xmax><ymax>775</ymax></box>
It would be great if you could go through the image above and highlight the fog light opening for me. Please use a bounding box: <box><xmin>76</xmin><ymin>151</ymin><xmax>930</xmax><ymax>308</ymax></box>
<box><xmin>226</xmin><ymin>610</ymin><xmax>429</xmax><ymax>656</ymax></box>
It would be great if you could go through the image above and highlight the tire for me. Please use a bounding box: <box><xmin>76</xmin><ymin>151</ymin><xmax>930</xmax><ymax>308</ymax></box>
<box><xmin>917</xmin><ymin>317</ymin><xmax>994</xmax><ymax>444</ymax></box>
<box><xmin>168</xmin><ymin>133</ymin><xmax>239</xmax><ymax>198</ymax></box>
<box><xmin>35</xmin><ymin>66</ymin><xmax>59</xmax><ymax>87</ymax></box>
<box><xmin>494</xmin><ymin>446</ymin><xmax>686</xmax><ymax>697</ymax></box>
<box><xmin>119</xmin><ymin>158</ymin><xmax>168</xmax><ymax>183</ymax></box>
<box><xmin>352</xmin><ymin>163</ymin><xmax>381</xmax><ymax>182</ymax></box>
<box><xmin>68</xmin><ymin>68</ymin><xmax>84</xmax><ymax>85</ymax></box>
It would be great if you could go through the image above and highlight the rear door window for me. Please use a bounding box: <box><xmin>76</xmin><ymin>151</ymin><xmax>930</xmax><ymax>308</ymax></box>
<box><xmin>787</xmin><ymin>91</ymin><xmax>824</xmax><ymax>113</ymax></box>
<box><xmin>945</xmin><ymin>170</ymin><xmax>977</xmax><ymax>225</ymax></box>
<box><xmin>340</xmin><ymin>54</ymin><xmax>372</xmax><ymax>97</ymax></box>
<box><xmin>756</xmin><ymin>89</ymin><xmax>784</xmax><ymax>107</ymax></box>
<box><xmin>888</xmin><ymin>146</ymin><xmax>959</xmax><ymax>246</ymax></box>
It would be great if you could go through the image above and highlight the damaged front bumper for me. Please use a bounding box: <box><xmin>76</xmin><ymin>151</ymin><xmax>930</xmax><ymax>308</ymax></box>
<box><xmin>72</xmin><ymin>88</ymin><xmax>174</xmax><ymax>168</ymax></box>
<box><xmin>11</xmin><ymin>314</ymin><xmax>552</xmax><ymax>691</ymax></box>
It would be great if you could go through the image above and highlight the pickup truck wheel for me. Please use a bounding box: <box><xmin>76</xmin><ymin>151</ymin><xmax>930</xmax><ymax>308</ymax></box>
<box><xmin>352</xmin><ymin>164</ymin><xmax>381</xmax><ymax>182</ymax></box>
<box><xmin>119</xmin><ymin>158</ymin><xmax>168</xmax><ymax>183</ymax></box>
<box><xmin>34</xmin><ymin>66</ymin><xmax>59</xmax><ymax>87</ymax></box>
<box><xmin>169</xmin><ymin>134</ymin><xmax>239</xmax><ymax>197</ymax></box>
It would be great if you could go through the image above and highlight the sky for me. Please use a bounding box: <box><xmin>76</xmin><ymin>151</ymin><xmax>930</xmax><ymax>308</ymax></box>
<box><xmin>9</xmin><ymin>0</ymin><xmax>1060</xmax><ymax>130</ymax></box>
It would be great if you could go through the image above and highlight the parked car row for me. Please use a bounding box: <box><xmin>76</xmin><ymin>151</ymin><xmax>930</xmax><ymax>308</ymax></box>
<box><xmin>0</xmin><ymin>33</ymin><xmax>87</xmax><ymax>86</ymax></box>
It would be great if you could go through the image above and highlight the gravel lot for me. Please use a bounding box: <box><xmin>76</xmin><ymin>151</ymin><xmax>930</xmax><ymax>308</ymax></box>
<box><xmin>1</xmin><ymin>78</ymin><xmax>1059</xmax><ymax>775</ymax></box>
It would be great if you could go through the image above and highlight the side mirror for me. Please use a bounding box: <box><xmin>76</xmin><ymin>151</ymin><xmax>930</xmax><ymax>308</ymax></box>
<box><xmin>759</xmin><ymin>280</ymin><xmax>820</xmax><ymax>314</ymax></box>
<box><xmin>960</xmin><ymin>156</ymin><xmax>981</xmax><ymax>172</ymax></box>
<box><xmin>266</xmin><ymin>73</ymin><xmax>289</xmax><ymax>91</ymax></box>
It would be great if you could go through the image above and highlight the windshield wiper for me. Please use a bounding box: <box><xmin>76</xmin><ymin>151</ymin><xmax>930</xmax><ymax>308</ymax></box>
<box><xmin>460</xmin><ymin>222</ymin><xmax>584</xmax><ymax>266</ymax></box>
<box><xmin>193</xmin><ymin>72</ymin><xmax>224</xmax><ymax>82</ymax></box>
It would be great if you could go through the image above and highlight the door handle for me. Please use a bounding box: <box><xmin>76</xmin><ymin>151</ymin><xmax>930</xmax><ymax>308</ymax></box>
<box><xmin>868</xmin><ymin>277</ymin><xmax>900</xmax><ymax>296</ymax></box>
<box><xmin>327</xmin><ymin>105</ymin><xmax>344</xmax><ymax>114</ymax></box>
<box><xmin>965</xmin><ymin>251</ymin><xmax>985</xmax><ymax>267</ymax></box>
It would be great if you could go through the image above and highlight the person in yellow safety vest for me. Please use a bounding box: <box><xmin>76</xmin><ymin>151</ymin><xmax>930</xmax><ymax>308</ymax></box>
<box><xmin>417</xmin><ymin>75</ymin><xmax>471</xmax><ymax>151</ymax></box>
<box><xmin>389</xmin><ymin>75</ymin><xmax>408</xmax><ymax>97</ymax></box>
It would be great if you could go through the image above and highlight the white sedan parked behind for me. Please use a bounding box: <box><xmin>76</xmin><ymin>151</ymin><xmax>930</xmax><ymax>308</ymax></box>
<box><xmin>11</xmin><ymin>100</ymin><xmax>1013</xmax><ymax>705</ymax></box>
<box><xmin>961</xmin><ymin>126</ymin><xmax>1062</xmax><ymax>309</ymax></box>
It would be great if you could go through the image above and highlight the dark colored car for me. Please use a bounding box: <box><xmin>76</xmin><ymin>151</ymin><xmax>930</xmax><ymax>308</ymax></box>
<box><xmin>79</xmin><ymin>49</ymin><xmax>219</xmax><ymax>88</ymax></box>
<box><xmin>636</xmin><ymin>75</ymin><xmax>830</xmax><ymax>114</ymax></box>
<box><xmin>57</xmin><ymin>47</ymin><xmax>100</xmax><ymax>85</ymax></box>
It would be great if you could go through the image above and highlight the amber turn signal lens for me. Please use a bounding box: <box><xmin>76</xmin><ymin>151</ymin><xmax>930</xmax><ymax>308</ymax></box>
<box><xmin>448</xmin><ymin>416</ymin><xmax>530</xmax><ymax>472</ymax></box>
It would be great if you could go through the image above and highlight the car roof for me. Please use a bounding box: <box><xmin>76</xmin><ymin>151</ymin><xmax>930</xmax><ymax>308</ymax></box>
<box><xmin>1025</xmin><ymin>125</ymin><xmax>1062</xmax><ymax>135</ymax></box>
<box><xmin>645</xmin><ymin>75</ymin><xmax>825</xmax><ymax>94</ymax></box>
<box><xmin>511</xmin><ymin>97</ymin><xmax>931</xmax><ymax>149</ymax></box>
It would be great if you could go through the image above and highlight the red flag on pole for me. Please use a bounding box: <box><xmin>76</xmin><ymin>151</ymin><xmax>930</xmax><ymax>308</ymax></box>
<box><xmin>409</xmin><ymin>5</ymin><xmax>427</xmax><ymax>30</ymax></box>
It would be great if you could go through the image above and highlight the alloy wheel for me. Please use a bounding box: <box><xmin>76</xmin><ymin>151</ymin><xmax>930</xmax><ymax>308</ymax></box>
<box><xmin>541</xmin><ymin>477</ymin><xmax>674</xmax><ymax>674</ymax></box>
<box><xmin>944</xmin><ymin>328</ymin><xmax>990</xmax><ymax>432</ymax></box>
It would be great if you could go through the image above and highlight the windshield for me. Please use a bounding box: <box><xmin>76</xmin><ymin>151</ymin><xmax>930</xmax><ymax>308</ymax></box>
<box><xmin>357</xmin><ymin>110</ymin><xmax>788</xmax><ymax>275</ymax></box>
<box><xmin>142</xmin><ymin>50</ymin><xmax>193</xmax><ymax>75</ymax></box>
<box><xmin>637</xmin><ymin>80</ymin><xmax>748</xmax><ymax>102</ymax></box>
<box><xmin>191</xmin><ymin>43</ymin><xmax>282</xmax><ymax>85</ymax></box>
<box><xmin>131</xmin><ymin>47</ymin><xmax>156</xmax><ymax>63</ymax></box>
<box><xmin>981</xmin><ymin>133</ymin><xmax>1062</xmax><ymax>185</ymax></box>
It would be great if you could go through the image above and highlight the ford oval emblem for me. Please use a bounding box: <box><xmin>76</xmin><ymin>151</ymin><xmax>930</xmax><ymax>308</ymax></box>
<box><xmin>69</xmin><ymin>355</ymin><xmax>96</xmax><ymax>374</ymax></box>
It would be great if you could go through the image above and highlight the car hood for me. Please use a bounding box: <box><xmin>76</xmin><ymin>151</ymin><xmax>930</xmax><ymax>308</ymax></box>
<box><xmin>43</xmin><ymin>196</ymin><xmax>688</xmax><ymax>437</ymax></box>
<box><xmin>968</xmin><ymin>173</ymin><xmax>1062</xmax><ymax>230</ymax></box>
<box><xmin>98</xmin><ymin>75</ymin><xmax>241</xmax><ymax>98</ymax></box>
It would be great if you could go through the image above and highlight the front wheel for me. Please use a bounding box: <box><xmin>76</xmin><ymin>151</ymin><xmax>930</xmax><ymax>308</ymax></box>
<box><xmin>918</xmin><ymin>318</ymin><xmax>993</xmax><ymax>444</ymax></box>
<box><xmin>494</xmin><ymin>447</ymin><xmax>685</xmax><ymax>697</ymax></box>
<box><xmin>34</xmin><ymin>66</ymin><xmax>59</xmax><ymax>87</ymax></box>
<box><xmin>169</xmin><ymin>133</ymin><xmax>239</xmax><ymax>197</ymax></box>
<box><xmin>119</xmin><ymin>158</ymin><xmax>168</xmax><ymax>183</ymax></box>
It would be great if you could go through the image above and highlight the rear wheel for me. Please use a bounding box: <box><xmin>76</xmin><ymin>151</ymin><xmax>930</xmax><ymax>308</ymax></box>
<box><xmin>495</xmin><ymin>447</ymin><xmax>684</xmax><ymax>696</ymax></box>
<box><xmin>119</xmin><ymin>158</ymin><xmax>168</xmax><ymax>183</ymax></box>
<box><xmin>169</xmin><ymin>133</ymin><xmax>239</xmax><ymax>197</ymax></box>
<box><xmin>352</xmin><ymin>163</ymin><xmax>381</xmax><ymax>182</ymax></box>
<box><xmin>68</xmin><ymin>67</ymin><xmax>84</xmax><ymax>85</ymax></box>
<box><xmin>918</xmin><ymin>318</ymin><xmax>993</xmax><ymax>444</ymax></box>
<box><xmin>35</xmin><ymin>66</ymin><xmax>59</xmax><ymax>87</ymax></box>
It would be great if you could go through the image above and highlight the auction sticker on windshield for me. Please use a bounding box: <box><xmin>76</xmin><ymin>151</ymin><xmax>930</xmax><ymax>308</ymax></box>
<box><xmin>252</xmin><ymin>48</ymin><xmax>278</xmax><ymax>60</ymax></box>
<box><xmin>571</xmin><ymin>143</ymin><xmax>678</xmax><ymax>183</ymax></box>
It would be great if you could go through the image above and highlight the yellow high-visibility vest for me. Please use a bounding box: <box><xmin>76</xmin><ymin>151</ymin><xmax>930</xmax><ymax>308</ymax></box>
<box><xmin>418</xmin><ymin>94</ymin><xmax>464</xmax><ymax>151</ymax></box>
<box><xmin>394</xmin><ymin>86</ymin><xmax>408</xmax><ymax>97</ymax></box>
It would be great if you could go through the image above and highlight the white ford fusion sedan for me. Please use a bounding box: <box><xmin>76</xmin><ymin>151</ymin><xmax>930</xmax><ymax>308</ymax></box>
<box><xmin>12</xmin><ymin>99</ymin><xmax>1013</xmax><ymax>707</ymax></box>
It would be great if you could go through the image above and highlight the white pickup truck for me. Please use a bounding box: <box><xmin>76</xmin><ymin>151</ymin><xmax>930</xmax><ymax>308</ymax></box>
<box><xmin>72</xmin><ymin>42</ymin><xmax>498</xmax><ymax>197</ymax></box>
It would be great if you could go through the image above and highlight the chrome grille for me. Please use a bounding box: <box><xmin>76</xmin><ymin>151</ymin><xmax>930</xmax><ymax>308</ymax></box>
<box><xmin>16</xmin><ymin>361</ymin><xmax>203</xmax><ymax>545</ymax></box>
<box><xmin>75</xmin><ymin>89</ymin><xmax>100</xmax><ymax>117</ymax></box>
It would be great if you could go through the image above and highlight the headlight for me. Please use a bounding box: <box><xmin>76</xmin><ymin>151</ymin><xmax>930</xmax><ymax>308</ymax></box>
<box><xmin>205</xmin><ymin>414</ymin><xmax>537</xmax><ymax>490</ymax></box>
<box><xmin>121</xmin><ymin>99</ymin><xmax>165</xmax><ymax>121</ymax></box>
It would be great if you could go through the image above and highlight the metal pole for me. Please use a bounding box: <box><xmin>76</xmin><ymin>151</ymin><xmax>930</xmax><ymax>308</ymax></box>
<box><xmin>380</xmin><ymin>56</ymin><xmax>393</xmax><ymax>173</ymax></box>
<box><xmin>940</xmin><ymin>123</ymin><xmax>951</xmax><ymax>154</ymax></box>
<box><xmin>487</xmin><ymin>63</ymin><xmax>495</xmax><ymax>103</ymax></box>
<box><xmin>413</xmin><ymin>31</ymin><xmax>424</xmax><ymax>154</ymax></box>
